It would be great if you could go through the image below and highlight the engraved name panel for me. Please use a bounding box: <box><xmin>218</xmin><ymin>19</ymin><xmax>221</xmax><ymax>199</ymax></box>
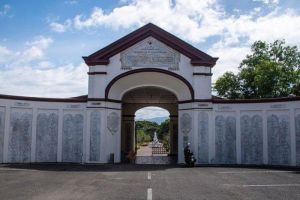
<box><xmin>90</xmin><ymin>111</ymin><xmax>101</xmax><ymax>162</ymax></box>
<box><xmin>198</xmin><ymin>112</ymin><xmax>209</xmax><ymax>164</ymax></box>
<box><xmin>241</xmin><ymin>114</ymin><xmax>263</xmax><ymax>164</ymax></box>
<box><xmin>8</xmin><ymin>110</ymin><xmax>32</xmax><ymax>163</ymax></box>
<box><xmin>121</xmin><ymin>37</ymin><xmax>180</xmax><ymax>70</ymax></box>
<box><xmin>267</xmin><ymin>114</ymin><xmax>291</xmax><ymax>165</ymax></box>
<box><xmin>215</xmin><ymin>115</ymin><xmax>236</xmax><ymax>164</ymax></box>
<box><xmin>36</xmin><ymin>113</ymin><xmax>58</xmax><ymax>162</ymax></box>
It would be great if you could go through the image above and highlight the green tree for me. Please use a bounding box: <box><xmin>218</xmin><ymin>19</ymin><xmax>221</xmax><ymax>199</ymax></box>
<box><xmin>214</xmin><ymin>40</ymin><xmax>300</xmax><ymax>99</ymax></box>
<box><xmin>157</xmin><ymin>119</ymin><xmax>170</xmax><ymax>140</ymax></box>
<box><xmin>214</xmin><ymin>72</ymin><xmax>241</xmax><ymax>99</ymax></box>
<box><xmin>135</xmin><ymin>119</ymin><xmax>170</xmax><ymax>145</ymax></box>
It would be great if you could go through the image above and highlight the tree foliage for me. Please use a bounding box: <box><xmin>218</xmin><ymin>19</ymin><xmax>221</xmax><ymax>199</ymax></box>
<box><xmin>135</xmin><ymin>119</ymin><xmax>170</xmax><ymax>145</ymax></box>
<box><xmin>214</xmin><ymin>40</ymin><xmax>300</xmax><ymax>99</ymax></box>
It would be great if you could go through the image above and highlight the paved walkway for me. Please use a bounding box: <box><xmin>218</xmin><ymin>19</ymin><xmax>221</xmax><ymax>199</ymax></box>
<box><xmin>0</xmin><ymin>164</ymin><xmax>299</xmax><ymax>200</ymax></box>
<box><xmin>136</xmin><ymin>145</ymin><xmax>152</xmax><ymax>156</ymax></box>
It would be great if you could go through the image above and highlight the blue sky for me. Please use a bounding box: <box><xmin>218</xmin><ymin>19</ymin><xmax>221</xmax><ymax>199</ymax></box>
<box><xmin>0</xmin><ymin>0</ymin><xmax>299</xmax><ymax>118</ymax></box>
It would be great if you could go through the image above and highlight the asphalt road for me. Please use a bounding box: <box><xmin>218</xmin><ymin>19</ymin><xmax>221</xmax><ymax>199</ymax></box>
<box><xmin>0</xmin><ymin>164</ymin><xmax>299</xmax><ymax>200</ymax></box>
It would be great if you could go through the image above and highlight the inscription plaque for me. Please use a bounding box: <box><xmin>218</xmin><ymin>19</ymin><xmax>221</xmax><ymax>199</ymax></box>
<box><xmin>107</xmin><ymin>112</ymin><xmax>119</xmax><ymax>135</ymax></box>
<box><xmin>180</xmin><ymin>113</ymin><xmax>192</xmax><ymax>135</ymax></box>
<box><xmin>121</xmin><ymin>37</ymin><xmax>180</xmax><ymax>70</ymax></box>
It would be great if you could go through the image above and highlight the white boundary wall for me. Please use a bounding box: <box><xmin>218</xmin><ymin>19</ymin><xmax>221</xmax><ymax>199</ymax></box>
<box><xmin>0</xmin><ymin>97</ymin><xmax>299</xmax><ymax>166</ymax></box>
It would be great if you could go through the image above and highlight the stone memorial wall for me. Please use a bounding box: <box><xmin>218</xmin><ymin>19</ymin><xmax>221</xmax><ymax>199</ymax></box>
<box><xmin>0</xmin><ymin>98</ymin><xmax>299</xmax><ymax>166</ymax></box>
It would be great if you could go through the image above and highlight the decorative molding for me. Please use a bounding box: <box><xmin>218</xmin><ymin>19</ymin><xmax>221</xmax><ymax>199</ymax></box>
<box><xmin>86</xmin><ymin>107</ymin><xmax>121</xmax><ymax>110</ymax></box>
<box><xmin>193</xmin><ymin>73</ymin><xmax>213</xmax><ymax>76</ymax></box>
<box><xmin>178</xmin><ymin>97</ymin><xmax>300</xmax><ymax>104</ymax></box>
<box><xmin>88</xmin><ymin>98</ymin><xmax>122</xmax><ymax>103</ymax></box>
<box><xmin>0</xmin><ymin>94</ymin><xmax>87</xmax><ymax>102</ymax></box>
<box><xmin>87</xmin><ymin>72</ymin><xmax>107</xmax><ymax>75</ymax></box>
<box><xmin>1</xmin><ymin>95</ymin><xmax>299</xmax><ymax>105</ymax></box>
<box><xmin>179</xmin><ymin>108</ymin><xmax>213</xmax><ymax>111</ymax></box>
<box><xmin>122</xmin><ymin>115</ymin><xmax>136</xmax><ymax>118</ymax></box>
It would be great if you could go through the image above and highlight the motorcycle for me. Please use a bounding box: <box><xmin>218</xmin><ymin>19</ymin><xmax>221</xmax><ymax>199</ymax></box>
<box><xmin>184</xmin><ymin>143</ymin><xmax>196</xmax><ymax>167</ymax></box>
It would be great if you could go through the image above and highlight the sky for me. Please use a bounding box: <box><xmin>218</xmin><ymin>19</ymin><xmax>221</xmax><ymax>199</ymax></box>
<box><xmin>0</xmin><ymin>0</ymin><xmax>299</xmax><ymax>119</ymax></box>
<box><xmin>135</xmin><ymin>106</ymin><xmax>169</xmax><ymax>120</ymax></box>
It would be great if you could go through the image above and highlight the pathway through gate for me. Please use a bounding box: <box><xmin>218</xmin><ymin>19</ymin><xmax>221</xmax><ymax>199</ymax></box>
<box><xmin>135</xmin><ymin>143</ymin><xmax>176</xmax><ymax>164</ymax></box>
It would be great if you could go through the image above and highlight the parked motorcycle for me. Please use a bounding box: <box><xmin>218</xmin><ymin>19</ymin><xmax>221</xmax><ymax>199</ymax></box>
<box><xmin>184</xmin><ymin>143</ymin><xmax>196</xmax><ymax>167</ymax></box>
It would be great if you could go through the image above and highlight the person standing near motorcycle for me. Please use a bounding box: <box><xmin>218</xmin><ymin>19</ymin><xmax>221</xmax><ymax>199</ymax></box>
<box><xmin>184</xmin><ymin>143</ymin><xmax>196</xmax><ymax>167</ymax></box>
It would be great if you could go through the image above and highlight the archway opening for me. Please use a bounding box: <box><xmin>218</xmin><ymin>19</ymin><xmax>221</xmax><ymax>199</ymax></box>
<box><xmin>121</xmin><ymin>87</ymin><xmax>178</xmax><ymax>164</ymax></box>
<box><xmin>135</xmin><ymin>107</ymin><xmax>170</xmax><ymax>161</ymax></box>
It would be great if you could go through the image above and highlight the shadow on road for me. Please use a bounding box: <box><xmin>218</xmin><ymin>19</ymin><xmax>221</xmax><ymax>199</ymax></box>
<box><xmin>1</xmin><ymin>163</ymin><xmax>299</xmax><ymax>172</ymax></box>
<box><xmin>0</xmin><ymin>163</ymin><xmax>186</xmax><ymax>172</ymax></box>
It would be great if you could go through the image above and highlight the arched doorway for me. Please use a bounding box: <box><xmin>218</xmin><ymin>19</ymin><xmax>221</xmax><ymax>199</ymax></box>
<box><xmin>105</xmin><ymin>69</ymin><xmax>193</xmax><ymax>164</ymax></box>
<box><xmin>121</xmin><ymin>87</ymin><xmax>178</xmax><ymax>164</ymax></box>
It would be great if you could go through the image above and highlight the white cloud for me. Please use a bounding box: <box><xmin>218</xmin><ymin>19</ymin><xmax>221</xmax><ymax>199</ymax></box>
<box><xmin>70</xmin><ymin>0</ymin><xmax>225</xmax><ymax>43</ymax></box>
<box><xmin>135</xmin><ymin>106</ymin><xmax>169</xmax><ymax>120</ymax></box>
<box><xmin>0</xmin><ymin>45</ymin><xmax>13</xmax><ymax>63</ymax></box>
<box><xmin>7</xmin><ymin>36</ymin><xmax>54</xmax><ymax>65</ymax></box>
<box><xmin>64</xmin><ymin>0</ymin><xmax>78</xmax><ymax>5</ymax></box>
<box><xmin>0</xmin><ymin>63</ymin><xmax>88</xmax><ymax>97</ymax></box>
<box><xmin>49</xmin><ymin>20</ymin><xmax>71</xmax><ymax>33</ymax></box>
<box><xmin>208</xmin><ymin>9</ymin><xmax>300</xmax><ymax>81</ymax></box>
<box><xmin>0</xmin><ymin>36</ymin><xmax>88</xmax><ymax>97</ymax></box>
<box><xmin>50</xmin><ymin>22</ymin><xmax>67</xmax><ymax>33</ymax></box>
<box><xmin>253</xmin><ymin>0</ymin><xmax>279</xmax><ymax>5</ymax></box>
<box><xmin>0</xmin><ymin>4</ymin><xmax>11</xmax><ymax>16</ymax></box>
<box><xmin>56</xmin><ymin>0</ymin><xmax>300</xmax><ymax>47</ymax></box>
<box><xmin>26</xmin><ymin>36</ymin><xmax>53</xmax><ymax>49</ymax></box>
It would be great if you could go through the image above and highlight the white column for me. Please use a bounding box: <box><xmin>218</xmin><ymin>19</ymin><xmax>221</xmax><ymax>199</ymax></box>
<box><xmin>85</xmin><ymin>109</ymin><xmax>91</xmax><ymax>163</ymax></box>
<box><xmin>82</xmin><ymin>108</ymin><xmax>88</xmax><ymax>163</ymax></box>
<box><xmin>115</xmin><ymin>110</ymin><xmax>122</xmax><ymax>163</ymax></box>
<box><xmin>3</xmin><ymin>106</ymin><xmax>10</xmax><ymax>163</ymax></box>
<box><xmin>30</xmin><ymin>107</ymin><xmax>37</xmax><ymax>162</ymax></box>
<box><xmin>210</xmin><ymin>110</ymin><xmax>215</xmax><ymax>164</ymax></box>
<box><xmin>57</xmin><ymin>109</ymin><xmax>63</xmax><ymax>162</ymax></box>
<box><xmin>236</xmin><ymin>110</ymin><xmax>241</xmax><ymax>164</ymax></box>
<box><xmin>169</xmin><ymin>116</ymin><xmax>178</xmax><ymax>155</ymax></box>
<box><xmin>100</xmin><ymin>109</ymin><xmax>107</xmax><ymax>163</ymax></box>
<box><xmin>178</xmin><ymin>105</ymin><xmax>194</xmax><ymax>164</ymax></box>
<box><xmin>262</xmin><ymin>110</ymin><xmax>268</xmax><ymax>164</ymax></box>
<box><xmin>290</xmin><ymin>108</ymin><xmax>296</xmax><ymax>166</ymax></box>
<box><xmin>192</xmin><ymin>109</ymin><xmax>198</xmax><ymax>163</ymax></box>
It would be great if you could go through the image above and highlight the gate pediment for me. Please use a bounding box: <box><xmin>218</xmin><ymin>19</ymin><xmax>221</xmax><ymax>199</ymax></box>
<box><xmin>83</xmin><ymin>23</ymin><xmax>217</xmax><ymax>67</ymax></box>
